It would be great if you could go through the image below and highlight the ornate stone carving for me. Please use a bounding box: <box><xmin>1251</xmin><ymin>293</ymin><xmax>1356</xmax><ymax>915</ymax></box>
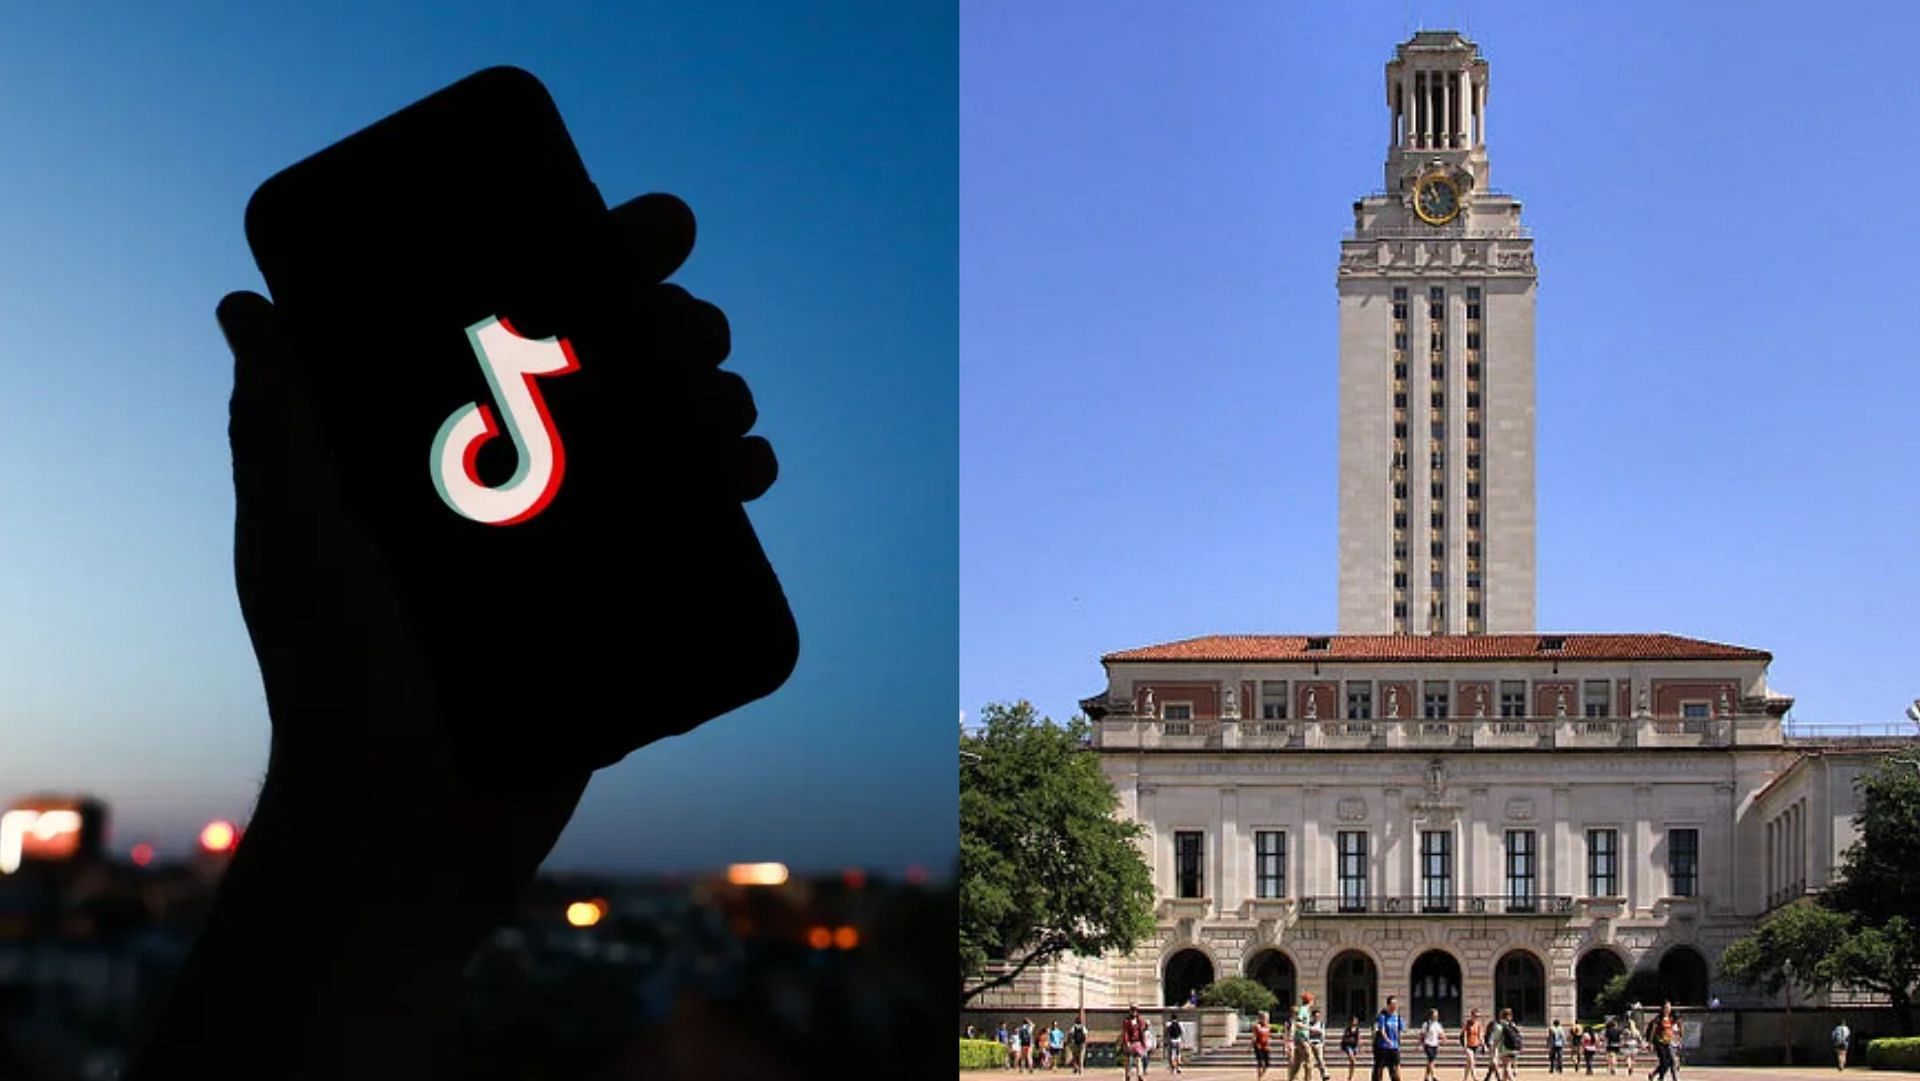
<box><xmin>1223</xmin><ymin>684</ymin><xmax>1239</xmax><ymax>720</ymax></box>
<box><xmin>1506</xmin><ymin>796</ymin><xmax>1536</xmax><ymax>821</ymax></box>
<box><xmin>1474</xmin><ymin>687</ymin><xmax>1488</xmax><ymax>718</ymax></box>
<box><xmin>1336</xmin><ymin>796</ymin><xmax>1368</xmax><ymax>821</ymax></box>
<box><xmin>1305</xmin><ymin>691</ymin><xmax>1319</xmax><ymax>721</ymax></box>
<box><xmin>1143</xmin><ymin>688</ymin><xmax>1156</xmax><ymax>718</ymax></box>
<box><xmin>1555</xmin><ymin>691</ymin><xmax>1569</xmax><ymax>719</ymax></box>
<box><xmin>1387</xmin><ymin>686</ymin><xmax>1401</xmax><ymax>718</ymax></box>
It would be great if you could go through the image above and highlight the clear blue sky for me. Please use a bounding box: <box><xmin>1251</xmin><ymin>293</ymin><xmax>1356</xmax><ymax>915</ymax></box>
<box><xmin>0</xmin><ymin>2</ymin><xmax>955</xmax><ymax>873</ymax></box>
<box><xmin>962</xmin><ymin>2</ymin><xmax>1920</xmax><ymax>727</ymax></box>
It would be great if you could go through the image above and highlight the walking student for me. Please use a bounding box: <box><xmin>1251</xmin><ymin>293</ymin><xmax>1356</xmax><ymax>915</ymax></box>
<box><xmin>1372</xmin><ymin>995</ymin><xmax>1406</xmax><ymax>1081</ymax></box>
<box><xmin>1581</xmin><ymin>1024</ymin><xmax>1598</xmax><ymax>1075</ymax></box>
<box><xmin>1254</xmin><ymin>1011</ymin><xmax>1274</xmax><ymax>1080</ymax></box>
<box><xmin>1420</xmin><ymin>1008</ymin><xmax>1446</xmax><ymax>1081</ymax></box>
<box><xmin>1459</xmin><ymin>1008</ymin><xmax>1485</xmax><ymax>1081</ymax></box>
<box><xmin>1645</xmin><ymin>1003</ymin><xmax>1678</xmax><ymax>1081</ymax></box>
<box><xmin>1121</xmin><ymin>1005</ymin><xmax>1150</xmax><ymax>1081</ymax></box>
<box><xmin>1309</xmin><ymin>1008</ymin><xmax>1331</xmax><ymax>1081</ymax></box>
<box><xmin>1832</xmin><ymin>1017</ymin><xmax>1852</xmax><ymax>1072</ymax></box>
<box><xmin>1341</xmin><ymin>1015</ymin><xmax>1363</xmax><ymax>1081</ymax></box>
<box><xmin>1067</xmin><ymin>1016</ymin><xmax>1088</xmax><ymax>1075</ymax></box>
<box><xmin>1289</xmin><ymin>992</ymin><xmax>1317</xmax><ymax>1081</ymax></box>
<box><xmin>1491</xmin><ymin>1008</ymin><xmax>1521</xmax><ymax>1081</ymax></box>
<box><xmin>1165</xmin><ymin>1011</ymin><xmax>1185</xmax><ymax>1074</ymax></box>
<box><xmin>1548</xmin><ymin>1018</ymin><xmax>1565</xmax><ymax>1074</ymax></box>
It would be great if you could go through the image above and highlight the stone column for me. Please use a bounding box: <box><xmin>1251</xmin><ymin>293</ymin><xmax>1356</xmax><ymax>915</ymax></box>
<box><xmin>1303</xmin><ymin>786</ymin><xmax>1323</xmax><ymax>898</ymax></box>
<box><xmin>1458</xmin><ymin>68</ymin><xmax>1471</xmax><ymax>148</ymax></box>
<box><xmin>1477</xmin><ymin>80</ymin><xmax>1487</xmax><ymax>147</ymax></box>
<box><xmin>1551</xmin><ymin>787</ymin><xmax>1573</xmax><ymax>899</ymax></box>
<box><xmin>1442</xmin><ymin>74</ymin><xmax>1452</xmax><ymax>150</ymax></box>
<box><xmin>1139</xmin><ymin>782</ymin><xmax>1162</xmax><ymax>899</ymax></box>
<box><xmin>1220</xmin><ymin>786</ymin><xmax>1240</xmax><ymax>916</ymax></box>
<box><xmin>1632</xmin><ymin>785</ymin><xmax>1655</xmax><ymax>910</ymax></box>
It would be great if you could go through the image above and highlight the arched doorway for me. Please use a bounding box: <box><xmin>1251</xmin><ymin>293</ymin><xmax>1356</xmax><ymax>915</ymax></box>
<box><xmin>1163</xmin><ymin>949</ymin><xmax>1215</xmax><ymax>1007</ymax></box>
<box><xmin>1409</xmin><ymin>950</ymin><xmax>1463</xmax><ymax>1027</ymax></box>
<box><xmin>1246</xmin><ymin>949</ymin><xmax>1297</xmax><ymax>1012</ymax></box>
<box><xmin>1576</xmin><ymin>950</ymin><xmax>1626</xmax><ymax>1020</ymax></box>
<box><xmin>1327</xmin><ymin>950</ymin><xmax>1378</xmax><ymax>1029</ymax></box>
<box><xmin>1656</xmin><ymin>946</ymin><xmax>1709</xmax><ymax>1007</ymax></box>
<box><xmin>1495</xmin><ymin>950</ymin><xmax>1546</xmax><ymax>1026</ymax></box>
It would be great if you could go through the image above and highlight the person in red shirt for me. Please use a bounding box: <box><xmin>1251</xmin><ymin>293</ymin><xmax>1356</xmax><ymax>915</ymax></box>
<box><xmin>1254</xmin><ymin>1010</ymin><xmax>1274</xmax><ymax>1080</ymax></box>
<box><xmin>1122</xmin><ymin>1004</ymin><xmax>1150</xmax><ymax>1081</ymax></box>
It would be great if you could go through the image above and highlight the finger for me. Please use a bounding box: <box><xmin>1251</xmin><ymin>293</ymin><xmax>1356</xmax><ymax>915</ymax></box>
<box><xmin>609</xmin><ymin>192</ymin><xmax>696</xmax><ymax>284</ymax></box>
<box><xmin>647</xmin><ymin>284</ymin><xmax>731</xmax><ymax>368</ymax></box>
<box><xmin>730</xmin><ymin>436</ymin><xmax>778</xmax><ymax>502</ymax></box>
<box><xmin>687</xmin><ymin>370</ymin><xmax>758</xmax><ymax>438</ymax></box>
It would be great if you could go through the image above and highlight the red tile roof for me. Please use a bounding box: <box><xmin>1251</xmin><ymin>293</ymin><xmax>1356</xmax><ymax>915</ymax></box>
<box><xmin>1103</xmin><ymin>633</ymin><xmax>1770</xmax><ymax>664</ymax></box>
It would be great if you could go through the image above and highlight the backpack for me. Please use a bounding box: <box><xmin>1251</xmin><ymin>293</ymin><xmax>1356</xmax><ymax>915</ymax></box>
<box><xmin>1502</xmin><ymin>1021</ymin><xmax>1522</xmax><ymax>1051</ymax></box>
<box><xmin>1071</xmin><ymin>1024</ymin><xmax>1087</xmax><ymax>1046</ymax></box>
<box><xmin>1167</xmin><ymin>1019</ymin><xmax>1182</xmax><ymax>1041</ymax></box>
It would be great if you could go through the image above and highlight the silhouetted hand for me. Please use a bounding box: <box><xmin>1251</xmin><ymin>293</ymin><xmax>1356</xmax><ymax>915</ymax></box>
<box><xmin>127</xmin><ymin>194</ymin><xmax>775</xmax><ymax>1080</ymax></box>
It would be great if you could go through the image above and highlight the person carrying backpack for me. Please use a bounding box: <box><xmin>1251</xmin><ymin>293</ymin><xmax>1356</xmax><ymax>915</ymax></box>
<box><xmin>1832</xmin><ymin>1018</ymin><xmax>1852</xmax><ymax>1072</ymax></box>
<box><xmin>1165</xmin><ymin>1012</ymin><xmax>1185</xmax><ymax>1074</ymax></box>
<box><xmin>1067</xmin><ymin>1016</ymin><xmax>1088</xmax><ymax>1075</ymax></box>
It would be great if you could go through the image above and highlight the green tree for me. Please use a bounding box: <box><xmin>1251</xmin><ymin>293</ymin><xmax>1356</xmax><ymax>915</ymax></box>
<box><xmin>1593</xmin><ymin>968</ymin><xmax>1664</xmax><ymax>1020</ymax></box>
<box><xmin>1198</xmin><ymin>977</ymin><xmax>1278</xmax><ymax>1016</ymax></box>
<box><xmin>960</xmin><ymin>701</ymin><xmax>1156</xmax><ymax>1006</ymax></box>
<box><xmin>1721</xmin><ymin>756</ymin><xmax>1920</xmax><ymax>1034</ymax></box>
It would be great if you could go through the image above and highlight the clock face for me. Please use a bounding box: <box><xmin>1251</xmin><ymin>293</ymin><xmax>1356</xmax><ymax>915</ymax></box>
<box><xmin>1414</xmin><ymin>174</ymin><xmax>1462</xmax><ymax>225</ymax></box>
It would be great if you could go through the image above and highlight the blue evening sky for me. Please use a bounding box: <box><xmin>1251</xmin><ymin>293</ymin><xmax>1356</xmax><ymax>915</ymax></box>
<box><xmin>962</xmin><ymin>2</ymin><xmax>1920</xmax><ymax>727</ymax></box>
<box><xmin>0</xmin><ymin>2</ymin><xmax>955</xmax><ymax>873</ymax></box>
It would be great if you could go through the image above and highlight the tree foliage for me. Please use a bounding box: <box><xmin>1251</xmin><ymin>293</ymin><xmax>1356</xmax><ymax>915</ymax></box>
<box><xmin>1593</xmin><ymin>969</ymin><xmax>1664</xmax><ymax>1019</ymax></box>
<box><xmin>1198</xmin><ymin>977</ymin><xmax>1278</xmax><ymax>1016</ymax></box>
<box><xmin>1720</xmin><ymin>756</ymin><xmax>1920</xmax><ymax>1034</ymax></box>
<box><xmin>959</xmin><ymin>701</ymin><xmax>1156</xmax><ymax>1006</ymax></box>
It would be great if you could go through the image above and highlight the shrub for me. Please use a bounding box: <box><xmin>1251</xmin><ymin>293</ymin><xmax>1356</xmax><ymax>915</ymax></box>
<box><xmin>960</xmin><ymin>1038</ymin><xmax>1005</xmax><ymax>1069</ymax></box>
<box><xmin>1867</xmin><ymin>1037</ymin><xmax>1920</xmax><ymax>1071</ymax></box>
<box><xmin>1197</xmin><ymin>976</ymin><xmax>1279</xmax><ymax>1015</ymax></box>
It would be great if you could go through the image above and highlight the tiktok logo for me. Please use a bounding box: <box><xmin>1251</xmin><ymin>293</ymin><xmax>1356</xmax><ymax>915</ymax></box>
<box><xmin>429</xmin><ymin>316</ymin><xmax>579</xmax><ymax>525</ymax></box>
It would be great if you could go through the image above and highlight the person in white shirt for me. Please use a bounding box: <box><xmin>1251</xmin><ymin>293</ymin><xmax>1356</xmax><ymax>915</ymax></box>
<box><xmin>1832</xmin><ymin>1019</ymin><xmax>1852</xmax><ymax>1072</ymax></box>
<box><xmin>1419</xmin><ymin>1009</ymin><xmax>1447</xmax><ymax>1081</ymax></box>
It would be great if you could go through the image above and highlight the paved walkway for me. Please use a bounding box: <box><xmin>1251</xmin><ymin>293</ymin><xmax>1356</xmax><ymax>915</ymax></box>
<box><xmin>965</xmin><ymin>1067</ymin><xmax>1872</xmax><ymax>1080</ymax></box>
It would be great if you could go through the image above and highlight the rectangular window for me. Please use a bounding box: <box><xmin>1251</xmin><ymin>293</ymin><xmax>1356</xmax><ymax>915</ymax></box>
<box><xmin>1431</xmin><ymin>391</ymin><xmax>1444</xmax><ymax>408</ymax></box>
<box><xmin>1466</xmin><ymin>331</ymin><xmax>1481</xmax><ymax>349</ymax></box>
<box><xmin>1467</xmin><ymin>482</ymin><xmax>1481</xmax><ymax>499</ymax></box>
<box><xmin>1394</xmin><ymin>422</ymin><xmax>1408</xmax><ymax>439</ymax></box>
<box><xmin>1431</xmin><ymin>362</ymin><xmax>1444</xmax><ymax>381</ymax></box>
<box><xmin>1467</xmin><ymin>453</ymin><xmax>1481</xmax><ymax>470</ymax></box>
<box><xmin>1466</xmin><ymin>286</ymin><xmax>1481</xmax><ymax>301</ymax></box>
<box><xmin>1393</xmin><ymin>601</ymin><xmax>1408</xmax><ymax>619</ymax></box>
<box><xmin>1466</xmin><ymin>572</ymin><xmax>1482</xmax><ymax>590</ymax></box>
<box><xmin>1394</xmin><ymin>362</ymin><xmax>1408</xmax><ymax>381</ymax></box>
<box><xmin>1467</xmin><ymin>541</ymin><xmax>1482</xmax><ymax>559</ymax></box>
<box><xmin>1467</xmin><ymin>362</ymin><xmax>1481</xmax><ymax>380</ymax></box>
<box><xmin>1337</xmin><ymin>831</ymin><xmax>1369</xmax><ymax>912</ymax></box>
<box><xmin>1588</xmin><ymin>828</ymin><xmax>1619</xmax><ymax>897</ymax></box>
<box><xmin>1175</xmin><ymin>831</ymin><xmax>1205</xmax><ymax>898</ymax></box>
<box><xmin>1499</xmin><ymin>681</ymin><xmax>1527</xmax><ymax>718</ymax></box>
<box><xmin>1260</xmin><ymin>681</ymin><xmax>1289</xmax><ymax>720</ymax></box>
<box><xmin>1431</xmin><ymin>512</ymin><xmax>1444</xmax><ymax>530</ymax></box>
<box><xmin>1466</xmin><ymin>302</ymin><xmax>1481</xmax><ymax>321</ymax></box>
<box><xmin>1392</xmin><ymin>301</ymin><xmax>1408</xmax><ymax>321</ymax></box>
<box><xmin>1430</xmin><ymin>540</ymin><xmax>1444</xmax><ymax>557</ymax></box>
<box><xmin>1583</xmin><ymin>681</ymin><xmax>1611</xmax><ymax>718</ymax></box>
<box><xmin>1467</xmin><ymin>513</ymin><xmax>1481</xmax><ymax>530</ymax></box>
<box><xmin>1466</xmin><ymin>601</ymin><xmax>1481</xmax><ymax>618</ymax></box>
<box><xmin>1394</xmin><ymin>542</ymin><xmax>1408</xmax><ymax>561</ymax></box>
<box><xmin>1506</xmin><ymin>829</ymin><xmax>1537</xmax><ymax>911</ymax></box>
<box><xmin>1393</xmin><ymin>571</ymin><xmax>1408</xmax><ymax>588</ymax></box>
<box><xmin>1467</xmin><ymin>390</ymin><xmax>1481</xmax><ymax>409</ymax></box>
<box><xmin>1431</xmin><ymin>482</ymin><xmax>1444</xmax><ymax>499</ymax></box>
<box><xmin>1255</xmin><ymin>830</ymin><xmax>1288</xmax><ymax>899</ymax></box>
<box><xmin>1467</xmin><ymin>421</ymin><xmax>1482</xmax><ymax>439</ymax></box>
<box><xmin>1421</xmin><ymin>830</ymin><xmax>1454</xmax><ymax>912</ymax></box>
<box><xmin>1394</xmin><ymin>331</ymin><xmax>1408</xmax><ymax>350</ymax></box>
<box><xmin>1430</xmin><ymin>570</ymin><xmax>1444</xmax><ymax>589</ymax></box>
<box><xmin>1162</xmin><ymin>702</ymin><xmax>1192</xmax><ymax>721</ymax></box>
<box><xmin>1669</xmin><ymin>828</ymin><xmax>1699</xmax><ymax>897</ymax></box>
<box><xmin>1394</xmin><ymin>392</ymin><xmax>1407</xmax><ymax>409</ymax></box>
<box><xmin>1682</xmin><ymin>702</ymin><xmax>1710</xmax><ymax>719</ymax></box>
<box><xmin>1393</xmin><ymin>286</ymin><xmax>1408</xmax><ymax>301</ymax></box>
<box><xmin>1345</xmin><ymin>682</ymin><xmax>1373</xmax><ymax>720</ymax></box>
<box><xmin>1394</xmin><ymin>481</ymin><xmax>1408</xmax><ymax>499</ymax></box>
<box><xmin>1429</xmin><ymin>333</ymin><xmax>1444</xmax><ymax>351</ymax></box>
<box><xmin>1432</xmin><ymin>421</ymin><xmax>1445</xmax><ymax>439</ymax></box>
<box><xmin>1423</xmin><ymin>681</ymin><xmax>1450</xmax><ymax>719</ymax></box>
<box><xmin>1395</xmin><ymin>511</ymin><xmax>1408</xmax><ymax>529</ymax></box>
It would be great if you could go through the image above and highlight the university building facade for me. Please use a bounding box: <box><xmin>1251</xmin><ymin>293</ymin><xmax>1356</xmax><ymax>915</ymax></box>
<box><xmin>975</xmin><ymin>32</ymin><xmax>1908</xmax><ymax>1027</ymax></box>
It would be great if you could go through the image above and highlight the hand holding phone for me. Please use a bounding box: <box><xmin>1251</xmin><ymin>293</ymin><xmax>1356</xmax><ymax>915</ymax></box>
<box><xmin>236</xmin><ymin>69</ymin><xmax>799</xmax><ymax>785</ymax></box>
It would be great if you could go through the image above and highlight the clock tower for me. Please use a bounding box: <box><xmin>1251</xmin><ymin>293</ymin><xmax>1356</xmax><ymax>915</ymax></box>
<box><xmin>1336</xmin><ymin>31</ymin><xmax>1536</xmax><ymax>636</ymax></box>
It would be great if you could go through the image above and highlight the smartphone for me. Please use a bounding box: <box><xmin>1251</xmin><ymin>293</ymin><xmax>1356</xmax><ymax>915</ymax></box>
<box><xmin>243</xmin><ymin>66</ymin><xmax>798</xmax><ymax>777</ymax></box>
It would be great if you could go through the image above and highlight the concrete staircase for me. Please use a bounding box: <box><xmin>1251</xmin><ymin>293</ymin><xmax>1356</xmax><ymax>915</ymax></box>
<box><xmin>1186</xmin><ymin>1043</ymin><xmax>1575</xmax><ymax>1072</ymax></box>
